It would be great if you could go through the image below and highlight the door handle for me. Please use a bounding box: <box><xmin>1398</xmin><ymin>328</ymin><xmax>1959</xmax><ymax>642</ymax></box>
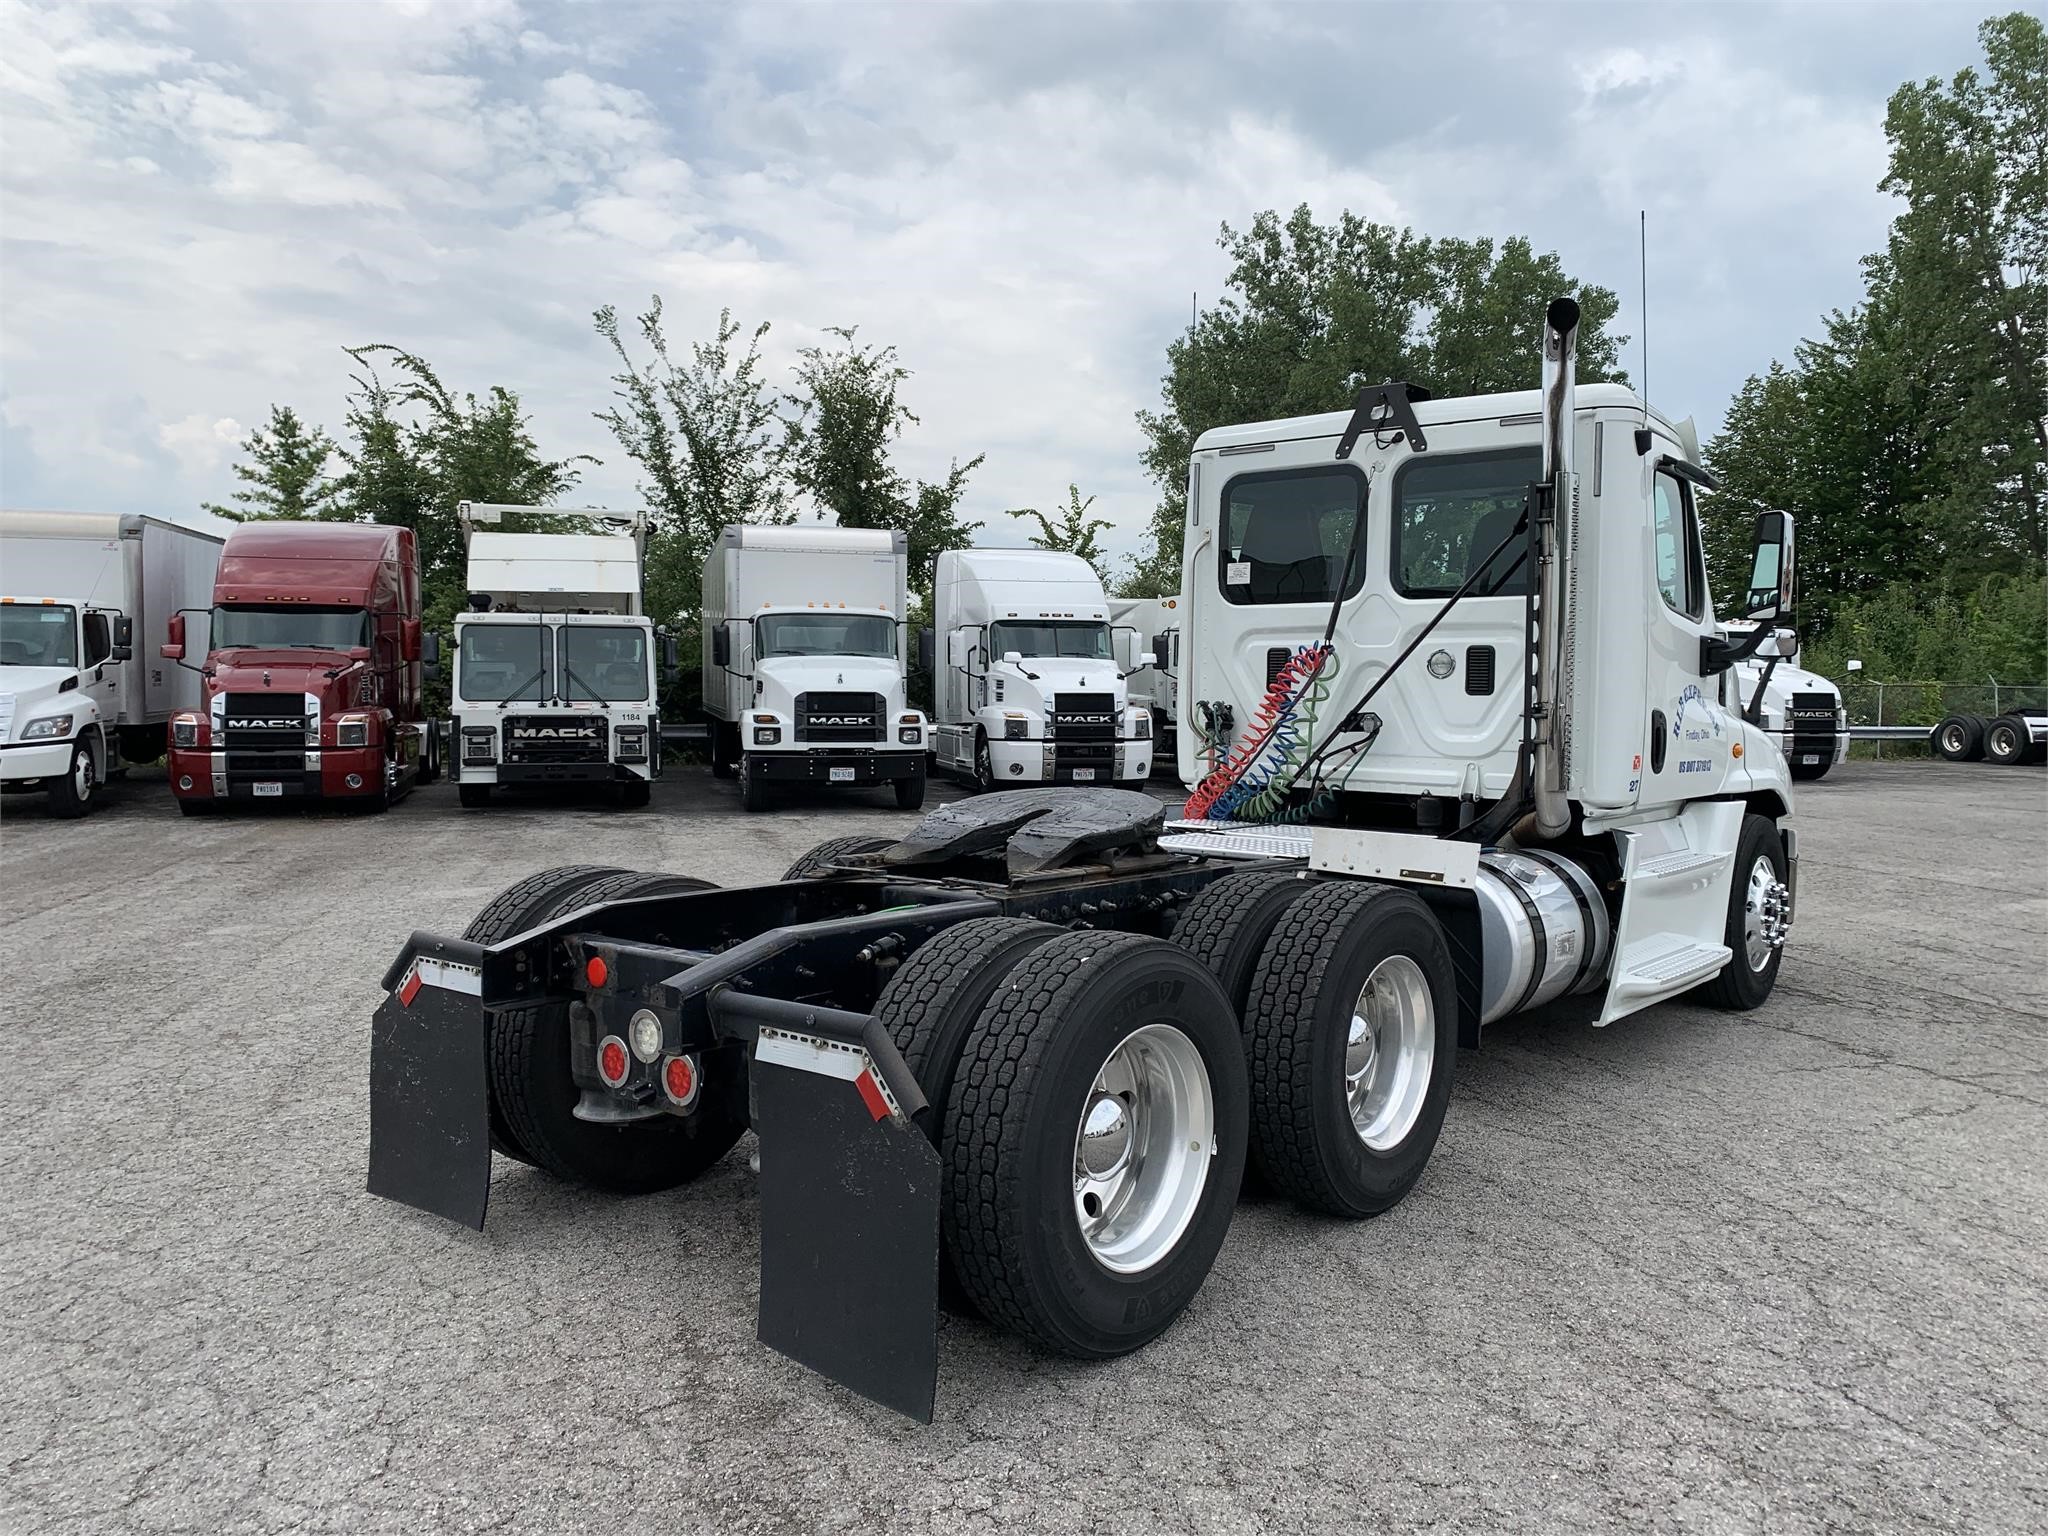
<box><xmin>1650</xmin><ymin>711</ymin><xmax>1667</xmax><ymax>773</ymax></box>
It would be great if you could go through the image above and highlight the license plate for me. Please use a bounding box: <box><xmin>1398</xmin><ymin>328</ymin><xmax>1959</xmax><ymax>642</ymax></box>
<box><xmin>253</xmin><ymin>781</ymin><xmax>283</xmax><ymax>797</ymax></box>
<box><xmin>1800</xmin><ymin>754</ymin><xmax>1819</xmax><ymax>765</ymax></box>
<box><xmin>1071</xmin><ymin>768</ymin><xmax>1096</xmax><ymax>782</ymax></box>
<box><xmin>829</xmin><ymin>767</ymin><xmax>855</xmax><ymax>783</ymax></box>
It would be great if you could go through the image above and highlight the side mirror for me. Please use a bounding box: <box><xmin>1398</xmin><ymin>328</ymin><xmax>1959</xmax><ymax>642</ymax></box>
<box><xmin>1152</xmin><ymin>632</ymin><xmax>1172</xmax><ymax>669</ymax></box>
<box><xmin>401</xmin><ymin>617</ymin><xmax>422</xmax><ymax>662</ymax></box>
<box><xmin>1742</xmin><ymin>509</ymin><xmax>1795</xmax><ymax>624</ymax></box>
<box><xmin>424</xmin><ymin>662</ymin><xmax>443</xmax><ymax>685</ymax></box>
<box><xmin>947</xmin><ymin>629</ymin><xmax>973</xmax><ymax>668</ymax></box>
<box><xmin>422</xmin><ymin>631</ymin><xmax>442</xmax><ymax>666</ymax></box>
<box><xmin>348</xmin><ymin>645</ymin><xmax>373</xmax><ymax>662</ymax></box>
<box><xmin>915</xmin><ymin>626</ymin><xmax>935</xmax><ymax>673</ymax></box>
<box><xmin>112</xmin><ymin>615</ymin><xmax>134</xmax><ymax>661</ymax></box>
<box><xmin>1113</xmin><ymin>628</ymin><xmax>1138</xmax><ymax>671</ymax></box>
<box><xmin>161</xmin><ymin>612</ymin><xmax>186</xmax><ymax>662</ymax></box>
<box><xmin>660</xmin><ymin>633</ymin><xmax>680</xmax><ymax>676</ymax></box>
<box><xmin>711</xmin><ymin>624</ymin><xmax>731</xmax><ymax>669</ymax></box>
<box><xmin>1002</xmin><ymin>649</ymin><xmax>1025</xmax><ymax>667</ymax></box>
<box><xmin>1846</xmin><ymin>659</ymin><xmax>1863</xmax><ymax>674</ymax></box>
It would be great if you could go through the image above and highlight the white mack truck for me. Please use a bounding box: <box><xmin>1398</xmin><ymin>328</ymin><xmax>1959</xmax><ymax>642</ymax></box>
<box><xmin>367</xmin><ymin>298</ymin><xmax>1800</xmax><ymax>1424</ymax></box>
<box><xmin>701</xmin><ymin>524</ymin><xmax>927</xmax><ymax>812</ymax></box>
<box><xmin>1723</xmin><ymin>620</ymin><xmax>1848</xmax><ymax>781</ymax></box>
<box><xmin>448</xmin><ymin>502</ymin><xmax>668</xmax><ymax>809</ymax></box>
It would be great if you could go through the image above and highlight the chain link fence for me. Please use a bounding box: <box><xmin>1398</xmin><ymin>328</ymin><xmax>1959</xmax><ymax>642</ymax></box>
<box><xmin>1838</xmin><ymin>680</ymin><xmax>2048</xmax><ymax>758</ymax></box>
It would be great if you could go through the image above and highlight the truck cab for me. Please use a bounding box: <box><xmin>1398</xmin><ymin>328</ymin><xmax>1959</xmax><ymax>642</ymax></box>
<box><xmin>932</xmin><ymin>549</ymin><xmax>1154</xmax><ymax>790</ymax></box>
<box><xmin>0</xmin><ymin>597</ymin><xmax>132</xmax><ymax>815</ymax></box>
<box><xmin>448</xmin><ymin>504</ymin><xmax>664</xmax><ymax>810</ymax></box>
<box><xmin>163</xmin><ymin>521</ymin><xmax>432</xmax><ymax>813</ymax></box>
<box><xmin>1723</xmin><ymin>621</ymin><xmax>1848</xmax><ymax>781</ymax></box>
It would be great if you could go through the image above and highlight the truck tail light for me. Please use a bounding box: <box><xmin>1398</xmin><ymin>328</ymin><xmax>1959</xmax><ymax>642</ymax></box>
<box><xmin>597</xmin><ymin>1035</ymin><xmax>631</xmax><ymax>1088</ymax></box>
<box><xmin>661</xmin><ymin>1054</ymin><xmax>700</xmax><ymax>1108</ymax></box>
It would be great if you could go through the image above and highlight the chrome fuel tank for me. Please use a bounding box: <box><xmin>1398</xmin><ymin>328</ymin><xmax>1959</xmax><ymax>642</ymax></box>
<box><xmin>1475</xmin><ymin>849</ymin><xmax>1612</xmax><ymax>1024</ymax></box>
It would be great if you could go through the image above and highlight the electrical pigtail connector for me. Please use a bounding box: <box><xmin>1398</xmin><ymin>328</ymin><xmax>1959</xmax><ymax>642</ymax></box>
<box><xmin>1183</xmin><ymin>644</ymin><xmax>1338</xmax><ymax>822</ymax></box>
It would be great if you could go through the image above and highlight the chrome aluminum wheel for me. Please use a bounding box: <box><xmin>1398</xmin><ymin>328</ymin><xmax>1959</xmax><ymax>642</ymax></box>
<box><xmin>74</xmin><ymin>747</ymin><xmax>94</xmax><ymax>801</ymax></box>
<box><xmin>1072</xmin><ymin>1023</ymin><xmax>1214</xmax><ymax>1275</ymax></box>
<box><xmin>1344</xmin><ymin>955</ymin><xmax>1434</xmax><ymax>1151</ymax></box>
<box><xmin>1743</xmin><ymin>853</ymin><xmax>1791</xmax><ymax>971</ymax></box>
<box><xmin>1940</xmin><ymin>722</ymin><xmax>1966</xmax><ymax>754</ymax></box>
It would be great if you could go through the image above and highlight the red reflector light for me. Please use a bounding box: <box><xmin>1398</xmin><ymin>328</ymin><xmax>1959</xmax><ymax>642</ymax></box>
<box><xmin>597</xmin><ymin>1036</ymin><xmax>630</xmax><ymax>1088</ymax></box>
<box><xmin>662</xmin><ymin>1055</ymin><xmax>697</xmax><ymax>1106</ymax></box>
<box><xmin>585</xmin><ymin>955</ymin><xmax>609</xmax><ymax>988</ymax></box>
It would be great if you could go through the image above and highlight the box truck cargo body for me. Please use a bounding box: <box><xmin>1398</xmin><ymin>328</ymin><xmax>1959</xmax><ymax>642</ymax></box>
<box><xmin>702</xmin><ymin>524</ymin><xmax>925</xmax><ymax>811</ymax></box>
<box><xmin>0</xmin><ymin>509</ymin><xmax>223</xmax><ymax>816</ymax></box>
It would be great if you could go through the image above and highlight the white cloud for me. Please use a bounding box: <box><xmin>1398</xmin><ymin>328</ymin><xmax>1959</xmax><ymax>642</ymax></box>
<box><xmin>156</xmin><ymin>414</ymin><xmax>246</xmax><ymax>475</ymax></box>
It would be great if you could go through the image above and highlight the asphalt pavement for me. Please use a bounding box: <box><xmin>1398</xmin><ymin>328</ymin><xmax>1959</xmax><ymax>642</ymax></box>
<box><xmin>2</xmin><ymin>759</ymin><xmax>2044</xmax><ymax>1534</ymax></box>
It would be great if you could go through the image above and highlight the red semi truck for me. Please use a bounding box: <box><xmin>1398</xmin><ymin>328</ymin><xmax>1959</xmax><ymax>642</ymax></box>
<box><xmin>162</xmin><ymin>522</ymin><xmax>439</xmax><ymax>813</ymax></box>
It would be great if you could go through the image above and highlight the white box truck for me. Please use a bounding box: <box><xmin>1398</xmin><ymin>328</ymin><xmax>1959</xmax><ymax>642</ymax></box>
<box><xmin>448</xmin><ymin>502</ymin><xmax>668</xmax><ymax>810</ymax></box>
<box><xmin>702</xmin><ymin>525</ymin><xmax>927</xmax><ymax>812</ymax></box>
<box><xmin>931</xmin><ymin>548</ymin><xmax>1153</xmax><ymax>790</ymax></box>
<box><xmin>1110</xmin><ymin>592</ymin><xmax>1182</xmax><ymax>750</ymax></box>
<box><xmin>1</xmin><ymin>509</ymin><xmax>223</xmax><ymax>816</ymax></box>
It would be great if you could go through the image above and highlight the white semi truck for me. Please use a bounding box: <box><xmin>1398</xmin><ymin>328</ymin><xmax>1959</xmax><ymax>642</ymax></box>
<box><xmin>931</xmin><ymin>548</ymin><xmax>1154</xmax><ymax>790</ymax></box>
<box><xmin>1723</xmin><ymin>621</ymin><xmax>1848</xmax><ymax>781</ymax></box>
<box><xmin>448</xmin><ymin>502</ymin><xmax>667</xmax><ymax>810</ymax></box>
<box><xmin>0</xmin><ymin>510</ymin><xmax>223</xmax><ymax>816</ymax></box>
<box><xmin>701</xmin><ymin>524</ymin><xmax>927</xmax><ymax>812</ymax></box>
<box><xmin>1109</xmin><ymin>593</ymin><xmax>1181</xmax><ymax>752</ymax></box>
<box><xmin>369</xmin><ymin>297</ymin><xmax>1802</xmax><ymax>1424</ymax></box>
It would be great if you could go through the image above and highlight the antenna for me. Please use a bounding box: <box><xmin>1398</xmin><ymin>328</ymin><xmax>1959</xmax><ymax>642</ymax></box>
<box><xmin>1635</xmin><ymin>210</ymin><xmax>1654</xmax><ymax>455</ymax></box>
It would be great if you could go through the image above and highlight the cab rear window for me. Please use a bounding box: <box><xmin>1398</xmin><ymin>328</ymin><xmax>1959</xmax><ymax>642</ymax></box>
<box><xmin>1218</xmin><ymin>467</ymin><xmax>1366</xmax><ymax>607</ymax></box>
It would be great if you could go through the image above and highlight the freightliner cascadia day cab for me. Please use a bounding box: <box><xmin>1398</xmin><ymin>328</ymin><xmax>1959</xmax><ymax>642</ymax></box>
<box><xmin>931</xmin><ymin>548</ymin><xmax>1154</xmax><ymax>790</ymax></box>
<box><xmin>701</xmin><ymin>524</ymin><xmax>927</xmax><ymax>812</ymax></box>
<box><xmin>0</xmin><ymin>509</ymin><xmax>223</xmax><ymax>817</ymax></box>
<box><xmin>1110</xmin><ymin>592</ymin><xmax>1181</xmax><ymax>750</ymax></box>
<box><xmin>448</xmin><ymin>502</ymin><xmax>667</xmax><ymax>810</ymax></box>
<box><xmin>162</xmin><ymin>521</ymin><xmax>437</xmax><ymax>814</ymax></box>
<box><xmin>1722</xmin><ymin>621</ymin><xmax>1849</xmax><ymax>781</ymax></box>
<box><xmin>366</xmin><ymin>298</ymin><xmax>1801</xmax><ymax>1424</ymax></box>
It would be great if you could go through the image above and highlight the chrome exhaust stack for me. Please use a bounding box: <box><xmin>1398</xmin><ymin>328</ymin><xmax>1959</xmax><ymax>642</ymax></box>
<box><xmin>1532</xmin><ymin>297</ymin><xmax>1580</xmax><ymax>838</ymax></box>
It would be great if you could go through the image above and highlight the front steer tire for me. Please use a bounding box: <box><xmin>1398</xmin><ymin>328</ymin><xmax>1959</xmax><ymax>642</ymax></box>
<box><xmin>739</xmin><ymin>753</ymin><xmax>771</xmax><ymax>811</ymax></box>
<box><xmin>46</xmin><ymin>740</ymin><xmax>97</xmax><ymax>818</ymax></box>
<box><xmin>458</xmin><ymin>783</ymin><xmax>492</xmax><ymax>809</ymax></box>
<box><xmin>894</xmin><ymin>763</ymin><xmax>928</xmax><ymax>810</ymax></box>
<box><xmin>1242</xmin><ymin>881</ymin><xmax>1457</xmax><ymax>1219</ymax></box>
<box><xmin>943</xmin><ymin>930</ymin><xmax>1248</xmax><ymax>1357</ymax></box>
<box><xmin>490</xmin><ymin>870</ymin><xmax>747</xmax><ymax>1193</ymax></box>
<box><xmin>1696</xmin><ymin>814</ymin><xmax>1789</xmax><ymax>1011</ymax></box>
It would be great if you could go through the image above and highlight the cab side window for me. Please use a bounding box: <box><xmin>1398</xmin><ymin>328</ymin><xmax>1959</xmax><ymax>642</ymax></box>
<box><xmin>1652</xmin><ymin>473</ymin><xmax>1704</xmax><ymax>620</ymax></box>
<box><xmin>82</xmin><ymin>612</ymin><xmax>112</xmax><ymax>666</ymax></box>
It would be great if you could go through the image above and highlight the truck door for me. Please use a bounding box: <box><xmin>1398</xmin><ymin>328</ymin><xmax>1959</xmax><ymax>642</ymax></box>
<box><xmin>1637</xmin><ymin>469</ymin><xmax>1731</xmax><ymax>813</ymax></box>
<box><xmin>80</xmin><ymin>609</ymin><xmax>122</xmax><ymax>731</ymax></box>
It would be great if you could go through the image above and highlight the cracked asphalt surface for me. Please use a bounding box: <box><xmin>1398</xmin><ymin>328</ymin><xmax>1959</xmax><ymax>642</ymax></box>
<box><xmin>3</xmin><ymin>760</ymin><xmax>2044</xmax><ymax>1534</ymax></box>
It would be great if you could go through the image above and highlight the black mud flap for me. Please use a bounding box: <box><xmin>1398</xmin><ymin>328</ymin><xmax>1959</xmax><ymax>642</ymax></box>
<box><xmin>753</xmin><ymin>1031</ymin><xmax>942</xmax><ymax>1423</ymax></box>
<box><xmin>367</xmin><ymin>958</ymin><xmax>492</xmax><ymax>1232</ymax></box>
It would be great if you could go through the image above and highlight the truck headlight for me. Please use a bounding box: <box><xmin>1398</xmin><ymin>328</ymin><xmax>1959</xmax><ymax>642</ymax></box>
<box><xmin>1133</xmin><ymin>712</ymin><xmax>1152</xmax><ymax>740</ymax></box>
<box><xmin>1003</xmin><ymin>714</ymin><xmax>1029</xmax><ymax>740</ymax></box>
<box><xmin>171</xmin><ymin>714</ymin><xmax>200</xmax><ymax>748</ymax></box>
<box><xmin>335</xmin><ymin>714</ymin><xmax>369</xmax><ymax>748</ymax></box>
<box><xmin>754</xmin><ymin>726</ymin><xmax>780</xmax><ymax>746</ymax></box>
<box><xmin>898</xmin><ymin>727</ymin><xmax>921</xmax><ymax>745</ymax></box>
<box><xmin>1834</xmin><ymin>706</ymin><xmax>1848</xmax><ymax>731</ymax></box>
<box><xmin>462</xmin><ymin>729</ymin><xmax>496</xmax><ymax>762</ymax></box>
<box><xmin>617</xmin><ymin>726</ymin><xmax>648</xmax><ymax>762</ymax></box>
<box><xmin>21</xmin><ymin>714</ymin><xmax>73</xmax><ymax>740</ymax></box>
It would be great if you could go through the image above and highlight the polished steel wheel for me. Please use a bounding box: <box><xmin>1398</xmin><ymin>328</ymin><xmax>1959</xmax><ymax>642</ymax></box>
<box><xmin>1071</xmin><ymin>1023</ymin><xmax>1214</xmax><ymax>1275</ymax></box>
<box><xmin>1742</xmin><ymin>853</ymin><xmax>1790</xmax><ymax>971</ymax></box>
<box><xmin>1344</xmin><ymin>954</ymin><xmax>1434</xmax><ymax>1152</ymax></box>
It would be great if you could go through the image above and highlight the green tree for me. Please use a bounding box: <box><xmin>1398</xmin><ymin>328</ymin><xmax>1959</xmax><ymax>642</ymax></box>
<box><xmin>1126</xmin><ymin>206</ymin><xmax>1627</xmax><ymax>589</ymax></box>
<box><xmin>203</xmin><ymin>405</ymin><xmax>342</xmax><ymax>521</ymax></box>
<box><xmin>594</xmin><ymin>299</ymin><xmax>793</xmax><ymax>628</ymax></box>
<box><xmin>783</xmin><ymin>327</ymin><xmax>985</xmax><ymax>594</ymax></box>
<box><xmin>1006</xmin><ymin>485</ymin><xmax>1113</xmax><ymax>575</ymax></box>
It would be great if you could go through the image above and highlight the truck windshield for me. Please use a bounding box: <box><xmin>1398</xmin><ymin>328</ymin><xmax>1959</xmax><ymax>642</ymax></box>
<box><xmin>459</xmin><ymin>622</ymin><xmax>552</xmax><ymax>702</ymax></box>
<box><xmin>0</xmin><ymin>604</ymin><xmax>78</xmax><ymax>668</ymax></box>
<box><xmin>988</xmin><ymin>621</ymin><xmax>1111</xmax><ymax>660</ymax></box>
<box><xmin>212</xmin><ymin>605</ymin><xmax>370</xmax><ymax>652</ymax></box>
<box><xmin>559</xmin><ymin>625</ymin><xmax>649</xmax><ymax>703</ymax></box>
<box><xmin>755</xmin><ymin>613</ymin><xmax>897</xmax><ymax>659</ymax></box>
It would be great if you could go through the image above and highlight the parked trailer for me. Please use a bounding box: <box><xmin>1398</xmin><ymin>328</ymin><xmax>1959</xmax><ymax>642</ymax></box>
<box><xmin>0</xmin><ymin>509</ymin><xmax>223</xmax><ymax>816</ymax></box>
<box><xmin>1931</xmin><ymin>708</ymin><xmax>2048</xmax><ymax>766</ymax></box>
<box><xmin>367</xmin><ymin>299</ymin><xmax>1801</xmax><ymax>1420</ymax></box>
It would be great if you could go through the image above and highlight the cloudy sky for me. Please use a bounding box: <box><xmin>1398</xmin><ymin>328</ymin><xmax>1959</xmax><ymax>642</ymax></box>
<box><xmin>0</xmin><ymin>0</ymin><xmax>1993</xmax><ymax>569</ymax></box>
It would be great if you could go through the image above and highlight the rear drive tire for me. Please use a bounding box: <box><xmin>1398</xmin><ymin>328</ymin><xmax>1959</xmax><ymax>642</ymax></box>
<box><xmin>873</xmin><ymin>916</ymin><xmax>1065</xmax><ymax>1315</ymax></box>
<box><xmin>491</xmin><ymin>871</ymin><xmax>746</xmax><ymax>1192</ymax></box>
<box><xmin>894</xmin><ymin>763</ymin><xmax>927</xmax><ymax>810</ymax></box>
<box><xmin>458</xmin><ymin>783</ymin><xmax>493</xmax><ymax>809</ymax></box>
<box><xmin>419</xmin><ymin>720</ymin><xmax>442</xmax><ymax>784</ymax></box>
<box><xmin>783</xmin><ymin>834</ymin><xmax>892</xmax><ymax>880</ymax></box>
<box><xmin>1697</xmin><ymin>814</ymin><xmax>1789</xmax><ymax>1010</ymax></box>
<box><xmin>1172</xmin><ymin>867</ymin><xmax>1321</xmax><ymax>1018</ymax></box>
<box><xmin>1933</xmin><ymin>713</ymin><xmax>1982</xmax><ymax>762</ymax></box>
<box><xmin>739</xmin><ymin>753</ymin><xmax>771</xmax><ymax>811</ymax></box>
<box><xmin>1242</xmin><ymin>882</ymin><xmax>1457</xmax><ymax>1218</ymax></box>
<box><xmin>943</xmin><ymin>931</ymin><xmax>1248</xmax><ymax>1356</ymax></box>
<box><xmin>464</xmin><ymin>864</ymin><xmax>630</xmax><ymax>1164</ymax></box>
<box><xmin>1984</xmin><ymin>715</ymin><xmax>2027</xmax><ymax>766</ymax></box>
<box><xmin>46</xmin><ymin>740</ymin><xmax>97</xmax><ymax>818</ymax></box>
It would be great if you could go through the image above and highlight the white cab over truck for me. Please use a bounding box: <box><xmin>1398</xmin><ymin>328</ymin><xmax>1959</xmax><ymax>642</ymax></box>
<box><xmin>0</xmin><ymin>509</ymin><xmax>222</xmax><ymax>816</ymax></box>
<box><xmin>933</xmin><ymin>549</ymin><xmax>1154</xmax><ymax>790</ymax></box>
<box><xmin>702</xmin><ymin>525</ymin><xmax>927</xmax><ymax>812</ymax></box>
<box><xmin>448</xmin><ymin>502</ymin><xmax>667</xmax><ymax>810</ymax></box>
<box><xmin>1724</xmin><ymin>621</ymin><xmax>1848</xmax><ymax>781</ymax></box>
<box><xmin>1110</xmin><ymin>593</ymin><xmax>1182</xmax><ymax>750</ymax></box>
